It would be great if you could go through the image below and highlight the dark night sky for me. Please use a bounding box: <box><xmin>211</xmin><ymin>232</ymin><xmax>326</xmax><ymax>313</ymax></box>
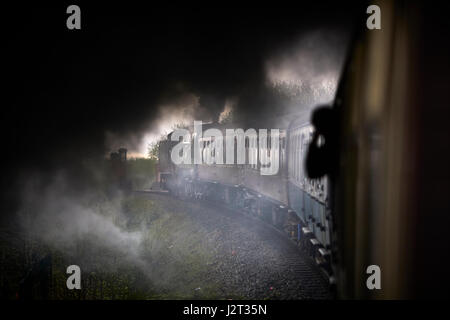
<box><xmin>2</xmin><ymin>2</ymin><xmax>363</xmax><ymax>209</ymax></box>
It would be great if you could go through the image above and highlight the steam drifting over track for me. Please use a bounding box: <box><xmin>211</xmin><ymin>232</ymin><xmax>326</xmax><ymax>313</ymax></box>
<box><xmin>137</xmin><ymin>191</ymin><xmax>331</xmax><ymax>299</ymax></box>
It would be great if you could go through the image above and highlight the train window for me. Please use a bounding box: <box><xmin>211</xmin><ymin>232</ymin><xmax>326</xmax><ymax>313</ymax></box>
<box><xmin>298</xmin><ymin>133</ymin><xmax>302</xmax><ymax>181</ymax></box>
<box><xmin>254</xmin><ymin>138</ymin><xmax>258</xmax><ymax>169</ymax></box>
<box><xmin>288</xmin><ymin>136</ymin><xmax>291</xmax><ymax>174</ymax></box>
<box><xmin>234</xmin><ymin>137</ymin><xmax>238</xmax><ymax>164</ymax></box>
<box><xmin>297</xmin><ymin>136</ymin><xmax>301</xmax><ymax>183</ymax></box>
<box><xmin>295</xmin><ymin>134</ymin><xmax>299</xmax><ymax>181</ymax></box>
<box><xmin>289</xmin><ymin>135</ymin><xmax>295</xmax><ymax>177</ymax></box>
<box><xmin>293</xmin><ymin>134</ymin><xmax>296</xmax><ymax>180</ymax></box>
<box><xmin>253</xmin><ymin>138</ymin><xmax>257</xmax><ymax>169</ymax></box>
<box><xmin>300</xmin><ymin>133</ymin><xmax>305</xmax><ymax>182</ymax></box>
<box><xmin>250</xmin><ymin>137</ymin><xmax>254</xmax><ymax>169</ymax></box>
<box><xmin>292</xmin><ymin>134</ymin><xmax>296</xmax><ymax>180</ymax></box>
<box><xmin>297</xmin><ymin>134</ymin><xmax>301</xmax><ymax>182</ymax></box>
<box><xmin>249</xmin><ymin>138</ymin><xmax>252</xmax><ymax>168</ymax></box>
<box><xmin>292</xmin><ymin>134</ymin><xmax>295</xmax><ymax>177</ymax></box>
<box><xmin>288</xmin><ymin>136</ymin><xmax>291</xmax><ymax>173</ymax></box>
<box><xmin>293</xmin><ymin>134</ymin><xmax>297</xmax><ymax>177</ymax></box>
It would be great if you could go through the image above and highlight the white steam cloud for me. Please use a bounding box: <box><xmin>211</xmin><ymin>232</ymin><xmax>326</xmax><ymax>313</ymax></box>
<box><xmin>265</xmin><ymin>30</ymin><xmax>347</xmax><ymax>109</ymax></box>
<box><xmin>18</xmin><ymin>172</ymin><xmax>146</xmax><ymax>272</ymax></box>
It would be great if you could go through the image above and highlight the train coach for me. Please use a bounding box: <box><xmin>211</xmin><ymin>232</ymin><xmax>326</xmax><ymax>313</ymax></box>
<box><xmin>157</xmin><ymin>117</ymin><xmax>333</xmax><ymax>281</ymax></box>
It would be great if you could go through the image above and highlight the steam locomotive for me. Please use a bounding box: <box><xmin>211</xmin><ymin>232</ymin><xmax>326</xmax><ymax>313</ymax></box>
<box><xmin>157</xmin><ymin>117</ymin><xmax>332</xmax><ymax>280</ymax></box>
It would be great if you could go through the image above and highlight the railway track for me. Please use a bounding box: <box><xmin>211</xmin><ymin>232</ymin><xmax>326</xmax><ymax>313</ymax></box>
<box><xmin>135</xmin><ymin>191</ymin><xmax>332</xmax><ymax>299</ymax></box>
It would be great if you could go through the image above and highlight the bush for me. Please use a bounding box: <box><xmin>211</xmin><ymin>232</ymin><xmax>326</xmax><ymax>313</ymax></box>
<box><xmin>126</xmin><ymin>158</ymin><xmax>157</xmax><ymax>190</ymax></box>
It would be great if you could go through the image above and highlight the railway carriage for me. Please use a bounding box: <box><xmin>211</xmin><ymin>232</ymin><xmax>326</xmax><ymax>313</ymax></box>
<box><xmin>157</xmin><ymin>115</ymin><xmax>333</xmax><ymax>279</ymax></box>
<box><xmin>287</xmin><ymin>114</ymin><xmax>331</xmax><ymax>268</ymax></box>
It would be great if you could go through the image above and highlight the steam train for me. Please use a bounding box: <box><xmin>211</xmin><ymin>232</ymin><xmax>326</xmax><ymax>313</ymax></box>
<box><xmin>157</xmin><ymin>117</ymin><xmax>333</xmax><ymax>280</ymax></box>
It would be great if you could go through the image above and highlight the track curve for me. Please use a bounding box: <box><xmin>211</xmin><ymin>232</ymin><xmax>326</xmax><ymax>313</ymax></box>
<box><xmin>138</xmin><ymin>192</ymin><xmax>331</xmax><ymax>299</ymax></box>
